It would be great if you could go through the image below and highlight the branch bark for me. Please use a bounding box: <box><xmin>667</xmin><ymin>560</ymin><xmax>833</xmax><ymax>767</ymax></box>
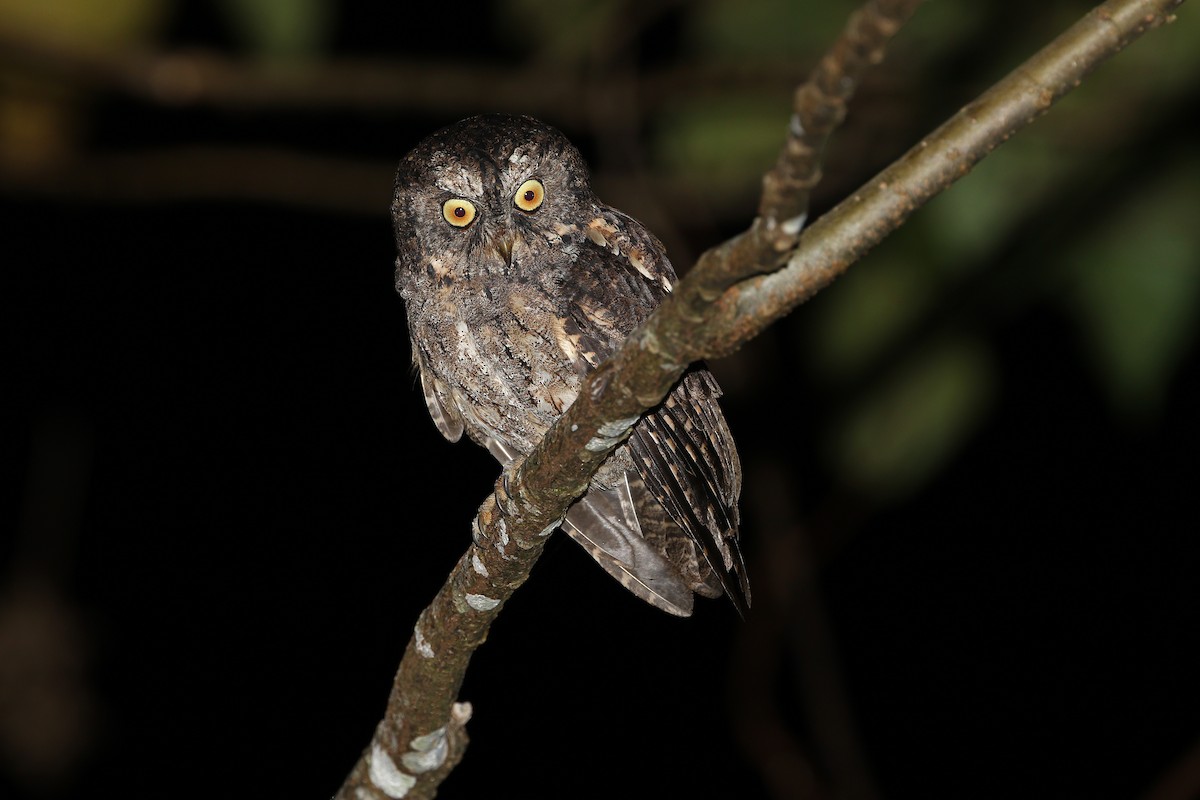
<box><xmin>335</xmin><ymin>0</ymin><xmax>1185</xmax><ymax>797</ymax></box>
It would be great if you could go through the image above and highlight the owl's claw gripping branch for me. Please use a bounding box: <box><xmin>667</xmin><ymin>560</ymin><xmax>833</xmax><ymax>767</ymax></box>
<box><xmin>336</xmin><ymin>0</ymin><xmax>1181</xmax><ymax>797</ymax></box>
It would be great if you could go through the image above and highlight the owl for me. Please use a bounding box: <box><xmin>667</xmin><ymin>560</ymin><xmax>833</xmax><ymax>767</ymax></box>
<box><xmin>391</xmin><ymin>114</ymin><xmax>750</xmax><ymax>616</ymax></box>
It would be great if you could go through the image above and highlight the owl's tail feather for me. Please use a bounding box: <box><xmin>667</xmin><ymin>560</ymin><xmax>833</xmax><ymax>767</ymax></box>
<box><xmin>562</xmin><ymin>478</ymin><xmax>696</xmax><ymax>617</ymax></box>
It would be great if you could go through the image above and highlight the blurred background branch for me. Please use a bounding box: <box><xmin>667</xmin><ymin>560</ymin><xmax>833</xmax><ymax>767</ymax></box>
<box><xmin>0</xmin><ymin>25</ymin><xmax>818</xmax><ymax>116</ymax></box>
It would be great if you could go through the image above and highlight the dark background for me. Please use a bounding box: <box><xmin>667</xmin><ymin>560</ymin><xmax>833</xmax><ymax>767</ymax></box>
<box><xmin>3</xmin><ymin>2</ymin><xmax>1199</xmax><ymax>798</ymax></box>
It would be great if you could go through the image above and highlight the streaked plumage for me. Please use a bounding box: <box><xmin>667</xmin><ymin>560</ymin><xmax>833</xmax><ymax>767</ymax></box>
<box><xmin>391</xmin><ymin>114</ymin><xmax>749</xmax><ymax>616</ymax></box>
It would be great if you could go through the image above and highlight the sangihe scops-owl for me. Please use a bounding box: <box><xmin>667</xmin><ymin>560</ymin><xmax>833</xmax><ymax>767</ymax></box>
<box><xmin>391</xmin><ymin>114</ymin><xmax>750</xmax><ymax>616</ymax></box>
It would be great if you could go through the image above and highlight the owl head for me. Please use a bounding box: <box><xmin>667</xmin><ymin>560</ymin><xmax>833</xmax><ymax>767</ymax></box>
<box><xmin>391</xmin><ymin>114</ymin><xmax>596</xmax><ymax>296</ymax></box>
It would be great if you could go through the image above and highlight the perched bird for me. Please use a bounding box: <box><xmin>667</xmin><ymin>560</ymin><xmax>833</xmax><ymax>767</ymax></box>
<box><xmin>391</xmin><ymin>114</ymin><xmax>749</xmax><ymax>616</ymax></box>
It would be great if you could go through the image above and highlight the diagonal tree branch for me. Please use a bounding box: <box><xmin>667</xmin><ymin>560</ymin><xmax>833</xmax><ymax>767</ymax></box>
<box><xmin>335</xmin><ymin>0</ymin><xmax>1185</xmax><ymax>797</ymax></box>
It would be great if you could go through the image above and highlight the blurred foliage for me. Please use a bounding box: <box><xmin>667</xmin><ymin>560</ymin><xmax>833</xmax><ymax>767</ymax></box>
<box><xmin>0</xmin><ymin>0</ymin><xmax>166</xmax><ymax>171</ymax></box>
<box><xmin>653</xmin><ymin>97</ymin><xmax>784</xmax><ymax>185</ymax></box>
<box><xmin>1064</xmin><ymin>160</ymin><xmax>1200</xmax><ymax>418</ymax></box>
<box><xmin>682</xmin><ymin>0</ymin><xmax>851</xmax><ymax>57</ymax></box>
<box><xmin>792</xmin><ymin>2</ymin><xmax>1200</xmax><ymax>498</ymax></box>
<box><xmin>0</xmin><ymin>0</ymin><xmax>166</xmax><ymax>48</ymax></box>
<box><xmin>804</xmin><ymin>245</ymin><xmax>940</xmax><ymax>383</ymax></box>
<box><xmin>923</xmin><ymin>140</ymin><xmax>1067</xmax><ymax>264</ymax></box>
<box><xmin>829</xmin><ymin>338</ymin><xmax>995</xmax><ymax>499</ymax></box>
<box><xmin>1</xmin><ymin>0</ymin><xmax>1197</xmax><ymax>504</ymax></box>
<box><xmin>498</xmin><ymin>0</ymin><xmax>621</xmax><ymax>63</ymax></box>
<box><xmin>885</xmin><ymin>0</ymin><xmax>989</xmax><ymax>60</ymax></box>
<box><xmin>214</xmin><ymin>0</ymin><xmax>330</xmax><ymax>61</ymax></box>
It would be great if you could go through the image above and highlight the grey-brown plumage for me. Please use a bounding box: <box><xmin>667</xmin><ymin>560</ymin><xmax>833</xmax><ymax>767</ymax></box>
<box><xmin>391</xmin><ymin>114</ymin><xmax>749</xmax><ymax>616</ymax></box>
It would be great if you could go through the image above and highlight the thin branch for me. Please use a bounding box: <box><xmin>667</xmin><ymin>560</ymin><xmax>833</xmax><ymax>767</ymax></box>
<box><xmin>336</xmin><ymin>0</ymin><xmax>1185</xmax><ymax>797</ymax></box>
<box><xmin>760</xmin><ymin>0</ymin><xmax>924</xmax><ymax>224</ymax></box>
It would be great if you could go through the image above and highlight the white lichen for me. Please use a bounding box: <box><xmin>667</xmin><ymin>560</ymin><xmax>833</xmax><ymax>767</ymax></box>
<box><xmin>369</xmin><ymin>743</ymin><xmax>415</xmax><ymax>799</ymax></box>
<box><xmin>413</xmin><ymin>625</ymin><xmax>434</xmax><ymax>659</ymax></box>
<box><xmin>781</xmin><ymin>213</ymin><xmax>808</xmax><ymax>236</ymax></box>
<box><xmin>403</xmin><ymin>727</ymin><xmax>449</xmax><ymax>774</ymax></box>
<box><xmin>451</xmin><ymin>701</ymin><xmax>473</xmax><ymax>724</ymax></box>
<box><xmin>585</xmin><ymin>435</ymin><xmax>621</xmax><ymax>452</ymax></box>
<box><xmin>790</xmin><ymin>113</ymin><xmax>805</xmax><ymax>138</ymax></box>
<box><xmin>471</xmin><ymin>552</ymin><xmax>489</xmax><ymax>577</ymax></box>
<box><xmin>597</xmin><ymin>416</ymin><xmax>639</xmax><ymax>438</ymax></box>
<box><xmin>465</xmin><ymin>593</ymin><xmax>500</xmax><ymax>612</ymax></box>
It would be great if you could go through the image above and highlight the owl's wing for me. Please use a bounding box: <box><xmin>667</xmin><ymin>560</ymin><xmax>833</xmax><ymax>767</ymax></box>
<box><xmin>563</xmin><ymin>212</ymin><xmax>751</xmax><ymax>615</ymax></box>
<box><xmin>629</xmin><ymin>369</ymin><xmax>751</xmax><ymax>615</ymax></box>
<box><xmin>562</xmin><ymin>474</ymin><xmax>697</xmax><ymax>616</ymax></box>
<box><xmin>467</xmin><ymin>419</ymin><xmax>697</xmax><ymax>615</ymax></box>
<box><xmin>416</xmin><ymin>351</ymin><xmax>464</xmax><ymax>442</ymax></box>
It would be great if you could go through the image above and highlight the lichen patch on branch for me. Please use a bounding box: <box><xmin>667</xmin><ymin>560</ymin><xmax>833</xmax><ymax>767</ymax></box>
<box><xmin>413</xmin><ymin>625</ymin><xmax>434</xmax><ymax>659</ymax></box>
<box><xmin>402</xmin><ymin>727</ymin><xmax>449</xmax><ymax>773</ymax></box>
<box><xmin>368</xmin><ymin>743</ymin><xmax>416</xmax><ymax>799</ymax></box>
<box><xmin>464</xmin><ymin>593</ymin><xmax>500</xmax><ymax>612</ymax></box>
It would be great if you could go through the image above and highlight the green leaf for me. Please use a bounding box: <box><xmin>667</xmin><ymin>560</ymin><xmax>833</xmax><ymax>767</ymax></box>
<box><xmin>923</xmin><ymin>136</ymin><xmax>1067</xmax><ymax>265</ymax></box>
<box><xmin>215</xmin><ymin>0</ymin><xmax>330</xmax><ymax>61</ymax></box>
<box><xmin>828</xmin><ymin>338</ymin><xmax>994</xmax><ymax>500</ymax></box>
<box><xmin>803</xmin><ymin>248</ymin><xmax>937</xmax><ymax>383</ymax></box>
<box><xmin>653</xmin><ymin>97</ymin><xmax>786</xmax><ymax>180</ymax></box>
<box><xmin>1063</xmin><ymin>160</ymin><xmax>1200</xmax><ymax>418</ymax></box>
<box><xmin>682</xmin><ymin>0</ymin><xmax>848</xmax><ymax>58</ymax></box>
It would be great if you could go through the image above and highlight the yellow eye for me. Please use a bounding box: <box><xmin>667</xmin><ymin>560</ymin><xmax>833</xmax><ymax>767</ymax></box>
<box><xmin>514</xmin><ymin>179</ymin><xmax>545</xmax><ymax>212</ymax></box>
<box><xmin>442</xmin><ymin>198</ymin><xmax>476</xmax><ymax>227</ymax></box>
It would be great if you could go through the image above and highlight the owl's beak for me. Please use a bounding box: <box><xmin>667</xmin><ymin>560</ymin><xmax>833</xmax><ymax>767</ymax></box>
<box><xmin>494</xmin><ymin>235</ymin><xmax>516</xmax><ymax>266</ymax></box>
